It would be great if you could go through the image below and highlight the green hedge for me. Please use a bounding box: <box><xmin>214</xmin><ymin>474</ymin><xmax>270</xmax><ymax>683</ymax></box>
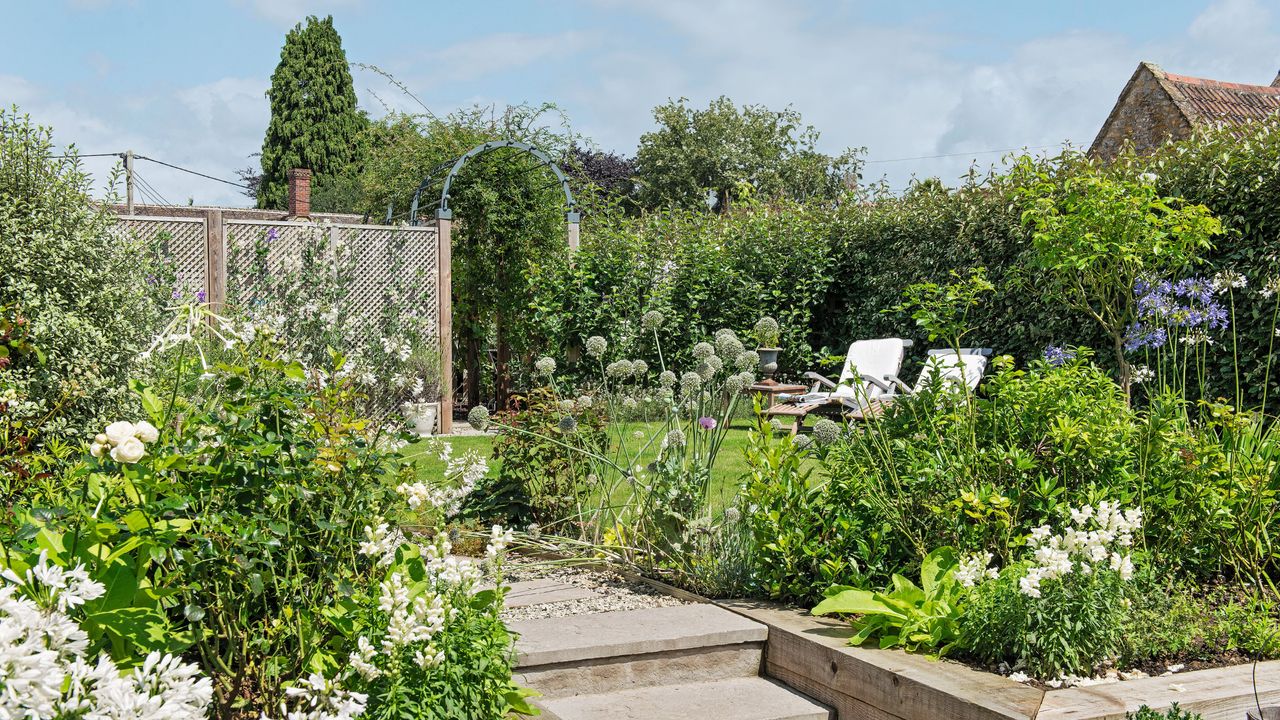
<box><xmin>529</xmin><ymin>118</ymin><xmax>1280</xmax><ymax>407</ymax></box>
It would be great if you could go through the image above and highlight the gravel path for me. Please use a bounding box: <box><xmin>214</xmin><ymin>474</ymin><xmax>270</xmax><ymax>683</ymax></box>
<box><xmin>500</xmin><ymin>555</ymin><xmax>688</xmax><ymax>622</ymax></box>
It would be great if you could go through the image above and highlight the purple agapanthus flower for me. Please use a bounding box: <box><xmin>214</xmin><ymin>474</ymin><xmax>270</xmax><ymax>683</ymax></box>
<box><xmin>266</xmin><ymin>227</ymin><xmax>279</xmax><ymax>242</ymax></box>
<box><xmin>698</xmin><ymin>416</ymin><xmax>717</xmax><ymax>431</ymax></box>
<box><xmin>1042</xmin><ymin>345</ymin><xmax>1076</xmax><ymax>367</ymax></box>
<box><xmin>171</xmin><ymin>289</ymin><xmax>183</xmax><ymax>300</ymax></box>
<box><xmin>1126</xmin><ymin>275</ymin><xmax>1228</xmax><ymax>351</ymax></box>
<box><xmin>196</xmin><ymin>289</ymin><xmax>207</xmax><ymax>302</ymax></box>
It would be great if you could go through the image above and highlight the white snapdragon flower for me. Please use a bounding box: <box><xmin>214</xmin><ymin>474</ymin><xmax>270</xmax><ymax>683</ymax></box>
<box><xmin>349</xmin><ymin>636</ymin><xmax>381</xmax><ymax>681</ymax></box>
<box><xmin>953</xmin><ymin>552</ymin><xmax>998</xmax><ymax>588</ymax></box>
<box><xmin>485</xmin><ymin>525</ymin><xmax>515</xmax><ymax>560</ymax></box>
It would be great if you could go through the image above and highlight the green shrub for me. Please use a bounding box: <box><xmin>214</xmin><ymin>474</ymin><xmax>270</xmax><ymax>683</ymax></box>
<box><xmin>812</xmin><ymin>546</ymin><xmax>968</xmax><ymax>655</ymax></box>
<box><xmin>467</xmin><ymin>386</ymin><xmax>609</xmax><ymax>529</ymax></box>
<box><xmin>741</xmin><ymin>422</ymin><xmax>883</xmax><ymax>604</ymax></box>
<box><xmin>0</xmin><ymin>108</ymin><xmax>168</xmax><ymax>441</ymax></box>
<box><xmin>958</xmin><ymin>504</ymin><xmax>1139</xmax><ymax>679</ymax></box>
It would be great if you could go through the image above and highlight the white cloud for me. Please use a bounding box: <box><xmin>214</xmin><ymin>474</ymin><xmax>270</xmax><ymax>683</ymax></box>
<box><xmin>567</xmin><ymin>0</ymin><xmax>1280</xmax><ymax>188</ymax></box>
<box><xmin>422</xmin><ymin>32</ymin><xmax>592</xmax><ymax>84</ymax></box>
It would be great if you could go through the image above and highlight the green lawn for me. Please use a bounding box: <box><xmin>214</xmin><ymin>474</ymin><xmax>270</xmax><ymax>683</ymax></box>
<box><xmin>399</xmin><ymin>418</ymin><xmax>772</xmax><ymax>509</ymax></box>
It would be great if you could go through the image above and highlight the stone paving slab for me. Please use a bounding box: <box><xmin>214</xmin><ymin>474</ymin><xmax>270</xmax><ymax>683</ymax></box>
<box><xmin>503</xmin><ymin>578</ymin><xmax>600</xmax><ymax>608</ymax></box>
<box><xmin>510</xmin><ymin>603</ymin><xmax>767</xmax><ymax>667</ymax></box>
<box><xmin>540</xmin><ymin>676</ymin><xmax>830</xmax><ymax>720</ymax></box>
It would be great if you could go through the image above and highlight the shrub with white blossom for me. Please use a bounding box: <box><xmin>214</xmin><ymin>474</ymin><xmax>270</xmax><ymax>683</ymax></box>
<box><xmin>958</xmin><ymin>503</ymin><xmax>1143</xmax><ymax>679</ymax></box>
<box><xmin>0</xmin><ymin>551</ymin><xmax>211</xmax><ymax>719</ymax></box>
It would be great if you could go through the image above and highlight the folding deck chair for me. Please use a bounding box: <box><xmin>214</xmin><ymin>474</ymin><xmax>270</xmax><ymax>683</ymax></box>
<box><xmin>847</xmin><ymin>347</ymin><xmax>993</xmax><ymax>420</ymax></box>
<box><xmin>764</xmin><ymin>338</ymin><xmax>912</xmax><ymax>434</ymax></box>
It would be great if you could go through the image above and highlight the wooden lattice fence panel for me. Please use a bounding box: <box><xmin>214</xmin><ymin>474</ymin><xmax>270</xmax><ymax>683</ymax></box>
<box><xmin>110</xmin><ymin>215</ymin><xmax>206</xmax><ymax>296</ymax></box>
<box><xmin>224</xmin><ymin>219</ymin><xmax>440</xmax><ymax>335</ymax></box>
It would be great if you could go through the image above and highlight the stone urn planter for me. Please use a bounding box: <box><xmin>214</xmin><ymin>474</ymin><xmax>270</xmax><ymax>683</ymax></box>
<box><xmin>400</xmin><ymin>401</ymin><xmax>439</xmax><ymax>437</ymax></box>
<box><xmin>757</xmin><ymin>347</ymin><xmax>782</xmax><ymax>380</ymax></box>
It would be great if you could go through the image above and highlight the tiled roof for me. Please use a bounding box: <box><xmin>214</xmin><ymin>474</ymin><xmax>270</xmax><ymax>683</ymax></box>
<box><xmin>1158</xmin><ymin>68</ymin><xmax>1280</xmax><ymax>126</ymax></box>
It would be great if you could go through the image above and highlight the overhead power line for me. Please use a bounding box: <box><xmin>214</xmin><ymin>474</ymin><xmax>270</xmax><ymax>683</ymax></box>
<box><xmin>135</xmin><ymin>155</ymin><xmax>250</xmax><ymax>189</ymax></box>
<box><xmin>864</xmin><ymin>143</ymin><xmax>1067</xmax><ymax>164</ymax></box>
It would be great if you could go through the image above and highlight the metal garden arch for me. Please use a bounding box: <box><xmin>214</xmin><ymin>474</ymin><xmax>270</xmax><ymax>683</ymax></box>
<box><xmin>404</xmin><ymin>140</ymin><xmax>580</xmax><ymax>434</ymax></box>
<box><xmin>406</xmin><ymin>140</ymin><xmax>581</xmax><ymax>250</ymax></box>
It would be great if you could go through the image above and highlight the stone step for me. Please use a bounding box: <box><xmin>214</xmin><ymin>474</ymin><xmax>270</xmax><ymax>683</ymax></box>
<box><xmin>511</xmin><ymin>603</ymin><xmax>769</xmax><ymax>698</ymax></box>
<box><xmin>502</xmin><ymin>578</ymin><xmax>599</xmax><ymax>608</ymax></box>
<box><xmin>537</xmin><ymin>676</ymin><xmax>831</xmax><ymax>720</ymax></box>
<box><xmin>510</xmin><ymin>603</ymin><xmax>768</xmax><ymax>668</ymax></box>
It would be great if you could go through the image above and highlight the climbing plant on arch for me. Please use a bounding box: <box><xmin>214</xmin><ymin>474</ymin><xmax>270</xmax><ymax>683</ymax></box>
<box><xmin>407</xmin><ymin>139</ymin><xmax>581</xmax><ymax>423</ymax></box>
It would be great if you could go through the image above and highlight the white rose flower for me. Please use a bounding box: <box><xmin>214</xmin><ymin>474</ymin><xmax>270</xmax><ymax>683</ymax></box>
<box><xmin>89</xmin><ymin>442</ymin><xmax>105</xmax><ymax>458</ymax></box>
<box><xmin>104</xmin><ymin>421</ymin><xmax>137</xmax><ymax>446</ymax></box>
<box><xmin>110</xmin><ymin>436</ymin><xmax>146</xmax><ymax>464</ymax></box>
<box><xmin>133</xmin><ymin>420</ymin><xmax>160</xmax><ymax>444</ymax></box>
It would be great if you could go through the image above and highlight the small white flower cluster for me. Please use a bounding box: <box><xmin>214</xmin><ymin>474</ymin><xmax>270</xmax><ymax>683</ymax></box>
<box><xmin>378</xmin><ymin>572</ymin><xmax>445</xmax><ymax>652</ymax></box>
<box><xmin>265</xmin><ymin>672</ymin><xmax>367</xmax><ymax>720</ymax></box>
<box><xmin>1019</xmin><ymin>503</ymin><xmax>1141</xmax><ymax>598</ymax></box>
<box><xmin>486</xmin><ymin>524</ymin><xmax>514</xmax><ymax>560</ymax></box>
<box><xmin>396</xmin><ymin>443</ymin><xmax>487</xmax><ymax>518</ymax></box>
<box><xmin>420</xmin><ymin>537</ymin><xmax>484</xmax><ymax>590</ymax></box>
<box><xmin>0</xmin><ymin>552</ymin><xmax>211</xmax><ymax>719</ymax></box>
<box><xmin>358</xmin><ymin>522</ymin><xmax>406</xmax><ymax>568</ymax></box>
<box><xmin>1212</xmin><ymin>270</ymin><xmax>1248</xmax><ymax>292</ymax></box>
<box><xmin>380</xmin><ymin>337</ymin><xmax>413</xmax><ymax>362</ymax></box>
<box><xmin>1130</xmin><ymin>365</ymin><xmax>1154</xmax><ymax>384</ymax></box>
<box><xmin>89</xmin><ymin>420</ymin><xmax>160</xmax><ymax>464</ymax></box>
<box><xmin>1261</xmin><ymin>277</ymin><xmax>1280</xmax><ymax>299</ymax></box>
<box><xmin>953</xmin><ymin>552</ymin><xmax>999</xmax><ymax>588</ymax></box>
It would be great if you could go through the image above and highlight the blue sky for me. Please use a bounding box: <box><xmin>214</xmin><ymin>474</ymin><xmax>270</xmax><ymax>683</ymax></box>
<box><xmin>3</xmin><ymin>0</ymin><xmax>1277</xmax><ymax>206</ymax></box>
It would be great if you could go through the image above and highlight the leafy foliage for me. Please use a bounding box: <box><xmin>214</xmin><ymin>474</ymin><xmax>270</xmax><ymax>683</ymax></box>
<box><xmin>812</xmin><ymin>547</ymin><xmax>967</xmax><ymax>654</ymax></box>
<box><xmin>0</xmin><ymin>108</ymin><xmax>168</xmax><ymax>442</ymax></box>
<box><xmin>634</xmin><ymin>96</ymin><xmax>860</xmax><ymax>212</ymax></box>
<box><xmin>258</xmin><ymin>15</ymin><xmax>366</xmax><ymax>211</ymax></box>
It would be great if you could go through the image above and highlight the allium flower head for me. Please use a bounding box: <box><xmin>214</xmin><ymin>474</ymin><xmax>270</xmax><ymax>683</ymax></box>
<box><xmin>658</xmin><ymin>370</ymin><xmax>678</xmax><ymax>388</ymax></box>
<box><xmin>680</xmin><ymin>371</ymin><xmax>702</xmax><ymax>395</ymax></box>
<box><xmin>534</xmin><ymin>356</ymin><xmax>557</xmax><ymax>377</ymax></box>
<box><xmin>467</xmin><ymin>405</ymin><xmax>491</xmax><ymax>432</ymax></box>
<box><xmin>813</xmin><ymin>419</ymin><xmax>841</xmax><ymax>444</ymax></box>
<box><xmin>724</xmin><ymin>374</ymin><xmax>747</xmax><ymax>394</ymax></box>
<box><xmin>664</xmin><ymin>428</ymin><xmax>687</xmax><ymax>448</ymax></box>
<box><xmin>606</xmin><ymin>359</ymin><xmax>634</xmax><ymax>378</ymax></box>
<box><xmin>715</xmin><ymin>330</ymin><xmax>744</xmax><ymax>358</ymax></box>
<box><xmin>631</xmin><ymin>359</ymin><xmax>649</xmax><ymax>377</ymax></box>
<box><xmin>736</xmin><ymin>350</ymin><xmax>760</xmax><ymax>371</ymax></box>
<box><xmin>692</xmin><ymin>342</ymin><xmax>715</xmax><ymax>360</ymax></box>
<box><xmin>585</xmin><ymin>336</ymin><xmax>608</xmax><ymax>358</ymax></box>
<box><xmin>557</xmin><ymin>415</ymin><xmax>578</xmax><ymax>433</ymax></box>
<box><xmin>793</xmin><ymin>434</ymin><xmax>812</xmax><ymax>449</ymax></box>
<box><xmin>753</xmin><ymin>316</ymin><xmax>779</xmax><ymax>345</ymax></box>
<box><xmin>576</xmin><ymin>394</ymin><xmax>594</xmax><ymax>409</ymax></box>
<box><xmin>641</xmin><ymin>310</ymin><xmax>664</xmax><ymax>330</ymax></box>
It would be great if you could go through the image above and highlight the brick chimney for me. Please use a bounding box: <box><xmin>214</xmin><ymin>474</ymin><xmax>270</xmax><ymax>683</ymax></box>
<box><xmin>286</xmin><ymin>168</ymin><xmax>311</xmax><ymax>218</ymax></box>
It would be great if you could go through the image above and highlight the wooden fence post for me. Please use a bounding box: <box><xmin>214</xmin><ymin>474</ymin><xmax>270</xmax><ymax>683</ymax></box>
<box><xmin>204</xmin><ymin>209</ymin><xmax>225</xmax><ymax>323</ymax></box>
<box><xmin>566</xmin><ymin>210</ymin><xmax>580</xmax><ymax>253</ymax></box>
<box><xmin>437</xmin><ymin>210</ymin><xmax>453</xmax><ymax>434</ymax></box>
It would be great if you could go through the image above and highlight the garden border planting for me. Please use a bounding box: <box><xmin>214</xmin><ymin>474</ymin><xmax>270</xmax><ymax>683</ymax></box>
<box><xmin>720</xmin><ymin>600</ymin><xmax>1280</xmax><ymax>720</ymax></box>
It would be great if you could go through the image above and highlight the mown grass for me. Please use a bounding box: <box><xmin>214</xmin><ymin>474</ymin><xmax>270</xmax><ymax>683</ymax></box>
<box><xmin>399</xmin><ymin>418</ymin><xmax>771</xmax><ymax>507</ymax></box>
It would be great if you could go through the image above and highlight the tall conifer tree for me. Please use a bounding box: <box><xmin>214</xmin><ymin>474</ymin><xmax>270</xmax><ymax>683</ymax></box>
<box><xmin>257</xmin><ymin>15</ymin><xmax>363</xmax><ymax>210</ymax></box>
